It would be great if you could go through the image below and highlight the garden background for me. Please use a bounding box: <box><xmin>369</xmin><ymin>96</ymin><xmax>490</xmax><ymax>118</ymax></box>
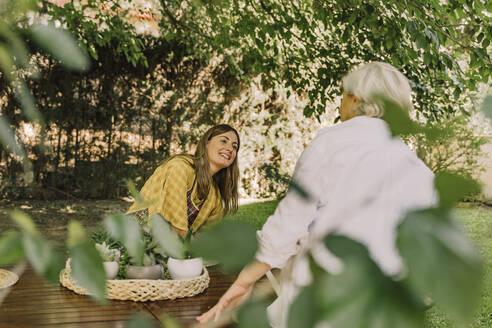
<box><xmin>0</xmin><ymin>0</ymin><xmax>491</xmax><ymax>328</ymax></box>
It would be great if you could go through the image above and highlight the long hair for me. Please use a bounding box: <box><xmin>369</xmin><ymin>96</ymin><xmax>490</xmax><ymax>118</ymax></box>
<box><xmin>193</xmin><ymin>124</ymin><xmax>240</xmax><ymax>215</ymax></box>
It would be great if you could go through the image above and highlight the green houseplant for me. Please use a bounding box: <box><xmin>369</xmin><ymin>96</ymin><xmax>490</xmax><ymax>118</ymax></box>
<box><xmin>124</xmin><ymin>225</ymin><xmax>166</xmax><ymax>279</ymax></box>
<box><xmin>167</xmin><ymin>230</ymin><xmax>204</xmax><ymax>280</ymax></box>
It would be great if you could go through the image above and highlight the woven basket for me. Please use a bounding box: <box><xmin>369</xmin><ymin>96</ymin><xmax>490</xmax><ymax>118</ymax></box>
<box><xmin>0</xmin><ymin>269</ymin><xmax>18</xmax><ymax>289</ymax></box>
<box><xmin>59</xmin><ymin>259</ymin><xmax>209</xmax><ymax>301</ymax></box>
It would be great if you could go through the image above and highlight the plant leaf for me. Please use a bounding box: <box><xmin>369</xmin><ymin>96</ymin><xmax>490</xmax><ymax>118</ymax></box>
<box><xmin>434</xmin><ymin>171</ymin><xmax>481</xmax><ymax>208</ymax></box>
<box><xmin>126</xmin><ymin>313</ymin><xmax>156</xmax><ymax>328</ymax></box>
<box><xmin>150</xmin><ymin>214</ymin><xmax>184</xmax><ymax>260</ymax></box>
<box><xmin>397</xmin><ymin>209</ymin><xmax>482</xmax><ymax>324</ymax></box>
<box><xmin>191</xmin><ymin>221</ymin><xmax>258</xmax><ymax>272</ymax></box>
<box><xmin>22</xmin><ymin>233</ymin><xmax>63</xmax><ymax>284</ymax></box>
<box><xmin>30</xmin><ymin>24</ymin><xmax>89</xmax><ymax>71</ymax></box>
<box><xmin>104</xmin><ymin>213</ymin><xmax>144</xmax><ymax>266</ymax></box>
<box><xmin>10</xmin><ymin>210</ymin><xmax>37</xmax><ymax>235</ymax></box>
<box><xmin>0</xmin><ymin>230</ymin><xmax>24</xmax><ymax>266</ymax></box>
<box><xmin>287</xmin><ymin>286</ymin><xmax>316</xmax><ymax>328</ymax></box>
<box><xmin>69</xmin><ymin>241</ymin><xmax>107</xmax><ymax>303</ymax></box>
<box><xmin>68</xmin><ymin>220</ymin><xmax>106</xmax><ymax>303</ymax></box>
<box><xmin>380</xmin><ymin>96</ymin><xmax>421</xmax><ymax>137</ymax></box>
<box><xmin>317</xmin><ymin>236</ymin><xmax>424</xmax><ymax>328</ymax></box>
<box><xmin>237</xmin><ymin>300</ymin><xmax>270</xmax><ymax>328</ymax></box>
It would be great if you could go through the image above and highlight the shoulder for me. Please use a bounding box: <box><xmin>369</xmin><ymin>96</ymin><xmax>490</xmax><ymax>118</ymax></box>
<box><xmin>163</xmin><ymin>155</ymin><xmax>195</xmax><ymax>173</ymax></box>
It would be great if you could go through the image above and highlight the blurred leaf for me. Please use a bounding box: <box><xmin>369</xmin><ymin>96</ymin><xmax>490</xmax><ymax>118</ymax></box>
<box><xmin>237</xmin><ymin>300</ymin><xmax>270</xmax><ymax>328</ymax></box>
<box><xmin>68</xmin><ymin>220</ymin><xmax>106</xmax><ymax>303</ymax></box>
<box><xmin>481</xmin><ymin>94</ymin><xmax>492</xmax><ymax>122</ymax></box>
<box><xmin>67</xmin><ymin>220</ymin><xmax>87</xmax><ymax>248</ymax></box>
<box><xmin>10</xmin><ymin>210</ymin><xmax>37</xmax><ymax>235</ymax></box>
<box><xmin>126</xmin><ymin>312</ymin><xmax>156</xmax><ymax>328</ymax></box>
<box><xmin>104</xmin><ymin>213</ymin><xmax>144</xmax><ymax>266</ymax></box>
<box><xmin>23</xmin><ymin>233</ymin><xmax>63</xmax><ymax>284</ymax></box>
<box><xmin>397</xmin><ymin>209</ymin><xmax>482</xmax><ymax>324</ymax></box>
<box><xmin>30</xmin><ymin>24</ymin><xmax>89</xmax><ymax>71</ymax></box>
<box><xmin>15</xmin><ymin>81</ymin><xmax>43</xmax><ymax>124</ymax></box>
<box><xmin>150</xmin><ymin>214</ymin><xmax>184</xmax><ymax>259</ymax></box>
<box><xmin>0</xmin><ymin>25</ymin><xmax>29</xmax><ymax>67</ymax></box>
<box><xmin>0</xmin><ymin>231</ymin><xmax>24</xmax><ymax>266</ymax></box>
<box><xmin>191</xmin><ymin>221</ymin><xmax>258</xmax><ymax>272</ymax></box>
<box><xmin>125</xmin><ymin>180</ymin><xmax>153</xmax><ymax>209</ymax></box>
<box><xmin>380</xmin><ymin>96</ymin><xmax>421</xmax><ymax>137</ymax></box>
<box><xmin>0</xmin><ymin>116</ymin><xmax>25</xmax><ymax>159</ymax></box>
<box><xmin>0</xmin><ymin>44</ymin><xmax>14</xmax><ymax>78</ymax></box>
<box><xmin>158</xmin><ymin>313</ymin><xmax>183</xmax><ymax>328</ymax></box>
<box><xmin>287</xmin><ymin>286</ymin><xmax>316</xmax><ymax>328</ymax></box>
<box><xmin>318</xmin><ymin>236</ymin><xmax>424</xmax><ymax>328</ymax></box>
<box><xmin>434</xmin><ymin>171</ymin><xmax>481</xmax><ymax>208</ymax></box>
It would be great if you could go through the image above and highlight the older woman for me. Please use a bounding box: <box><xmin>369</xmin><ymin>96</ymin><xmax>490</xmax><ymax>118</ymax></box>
<box><xmin>197</xmin><ymin>62</ymin><xmax>436</xmax><ymax>327</ymax></box>
<box><xmin>127</xmin><ymin>124</ymin><xmax>240</xmax><ymax>237</ymax></box>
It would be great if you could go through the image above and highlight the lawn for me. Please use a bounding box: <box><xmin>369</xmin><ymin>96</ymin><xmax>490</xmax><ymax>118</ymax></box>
<box><xmin>228</xmin><ymin>200</ymin><xmax>492</xmax><ymax>328</ymax></box>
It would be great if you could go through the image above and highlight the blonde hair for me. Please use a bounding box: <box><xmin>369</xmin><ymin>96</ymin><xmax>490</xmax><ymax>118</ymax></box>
<box><xmin>342</xmin><ymin>62</ymin><xmax>413</xmax><ymax>117</ymax></box>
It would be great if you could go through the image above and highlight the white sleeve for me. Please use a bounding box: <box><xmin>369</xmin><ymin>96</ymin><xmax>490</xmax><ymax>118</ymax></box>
<box><xmin>255</xmin><ymin>142</ymin><xmax>325</xmax><ymax>269</ymax></box>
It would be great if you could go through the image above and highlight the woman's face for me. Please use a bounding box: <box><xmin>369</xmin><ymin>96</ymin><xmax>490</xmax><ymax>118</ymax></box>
<box><xmin>206</xmin><ymin>130</ymin><xmax>239</xmax><ymax>174</ymax></box>
<box><xmin>339</xmin><ymin>91</ymin><xmax>361</xmax><ymax>121</ymax></box>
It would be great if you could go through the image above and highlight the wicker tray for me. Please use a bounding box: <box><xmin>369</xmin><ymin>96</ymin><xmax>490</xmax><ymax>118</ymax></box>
<box><xmin>0</xmin><ymin>269</ymin><xmax>19</xmax><ymax>289</ymax></box>
<box><xmin>59</xmin><ymin>259</ymin><xmax>209</xmax><ymax>301</ymax></box>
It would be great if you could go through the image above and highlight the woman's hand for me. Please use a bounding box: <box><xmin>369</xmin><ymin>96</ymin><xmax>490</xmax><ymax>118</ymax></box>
<box><xmin>196</xmin><ymin>260</ymin><xmax>271</xmax><ymax>324</ymax></box>
<box><xmin>196</xmin><ymin>281</ymin><xmax>253</xmax><ymax>323</ymax></box>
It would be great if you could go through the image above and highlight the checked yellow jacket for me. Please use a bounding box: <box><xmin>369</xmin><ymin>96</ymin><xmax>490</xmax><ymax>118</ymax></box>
<box><xmin>126</xmin><ymin>155</ymin><xmax>223</xmax><ymax>232</ymax></box>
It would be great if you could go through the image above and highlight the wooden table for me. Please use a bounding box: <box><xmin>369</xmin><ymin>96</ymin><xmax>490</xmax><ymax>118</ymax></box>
<box><xmin>0</xmin><ymin>265</ymin><xmax>236</xmax><ymax>328</ymax></box>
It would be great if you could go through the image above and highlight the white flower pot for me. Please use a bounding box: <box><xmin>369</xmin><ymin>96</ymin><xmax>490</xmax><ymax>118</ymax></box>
<box><xmin>167</xmin><ymin>258</ymin><xmax>203</xmax><ymax>280</ymax></box>
<box><xmin>103</xmin><ymin>261</ymin><xmax>119</xmax><ymax>279</ymax></box>
<box><xmin>125</xmin><ymin>264</ymin><xmax>163</xmax><ymax>280</ymax></box>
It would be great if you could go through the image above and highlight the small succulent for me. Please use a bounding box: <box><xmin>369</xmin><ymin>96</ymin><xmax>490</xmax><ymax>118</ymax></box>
<box><xmin>95</xmin><ymin>242</ymin><xmax>121</xmax><ymax>262</ymax></box>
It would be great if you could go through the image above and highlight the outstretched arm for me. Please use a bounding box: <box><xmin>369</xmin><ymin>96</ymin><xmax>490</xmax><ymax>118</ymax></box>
<box><xmin>196</xmin><ymin>260</ymin><xmax>271</xmax><ymax>323</ymax></box>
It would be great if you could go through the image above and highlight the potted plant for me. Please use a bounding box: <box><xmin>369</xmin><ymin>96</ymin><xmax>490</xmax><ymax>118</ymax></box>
<box><xmin>92</xmin><ymin>231</ymin><xmax>122</xmax><ymax>279</ymax></box>
<box><xmin>167</xmin><ymin>230</ymin><xmax>203</xmax><ymax>280</ymax></box>
<box><xmin>94</xmin><ymin>241</ymin><xmax>121</xmax><ymax>279</ymax></box>
<box><xmin>125</xmin><ymin>226</ymin><xmax>165</xmax><ymax>279</ymax></box>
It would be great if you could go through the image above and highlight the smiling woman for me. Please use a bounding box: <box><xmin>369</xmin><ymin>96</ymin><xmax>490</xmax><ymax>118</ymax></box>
<box><xmin>126</xmin><ymin>124</ymin><xmax>240</xmax><ymax>237</ymax></box>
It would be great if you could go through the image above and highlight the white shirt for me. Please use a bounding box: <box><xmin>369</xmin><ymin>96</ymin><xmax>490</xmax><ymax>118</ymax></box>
<box><xmin>256</xmin><ymin>116</ymin><xmax>436</xmax><ymax>276</ymax></box>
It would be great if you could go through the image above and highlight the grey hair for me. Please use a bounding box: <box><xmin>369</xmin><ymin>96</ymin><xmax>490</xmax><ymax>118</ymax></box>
<box><xmin>342</xmin><ymin>62</ymin><xmax>413</xmax><ymax>117</ymax></box>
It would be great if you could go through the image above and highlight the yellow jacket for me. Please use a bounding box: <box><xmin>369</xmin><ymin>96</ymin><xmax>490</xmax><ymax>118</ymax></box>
<box><xmin>126</xmin><ymin>155</ymin><xmax>223</xmax><ymax>232</ymax></box>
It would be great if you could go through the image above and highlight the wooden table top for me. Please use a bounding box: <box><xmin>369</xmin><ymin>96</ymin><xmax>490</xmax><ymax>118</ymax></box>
<box><xmin>0</xmin><ymin>265</ymin><xmax>236</xmax><ymax>328</ymax></box>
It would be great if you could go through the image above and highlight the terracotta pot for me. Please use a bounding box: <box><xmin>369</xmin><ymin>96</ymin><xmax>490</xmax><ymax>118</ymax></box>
<box><xmin>167</xmin><ymin>258</ymin><xmax>203</xmax><ymax>280</ymax></box>
<box><xmin>125</xmin><ymin>264</ymin><xmax>163</xmax><ymax>279</ymax></box>
<box><xmin>103</xmin><ymin>261</ymin><xmax>119</xmax><ymax>279</ymax></box>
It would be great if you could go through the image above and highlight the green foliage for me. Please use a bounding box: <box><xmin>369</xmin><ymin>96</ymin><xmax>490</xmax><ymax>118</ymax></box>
<box><xmin>237</xmin><ymin>300</ymin><xmax>270</xmax><ymax>328</ymax></box>
<box><xmin>0</xmin><ymin>231</ymin><xmax>24</xmax><ymax>266</ymax></box>
<box><xmin>287</xmin><ymin>286</ymin><xmax>317</xmax><ymax>328</ymax></box>
<box><xmin>397</xmin><ymin>209</ymin><xmax>482</xmax><ymax>324</ymax></box>
<box><xmin>155</xmin><ymin>0</ymin><xmax>491</xmax><ymax>119</ymax></box>
<box><xmin>30</xmin><ymin>25</ymin><xmax>89</xmax><ymax>71</ymax></box>
<box><xmin>435</xmin><ymin>172</ymin><xmax>482</xmax><ymax>208</ymax></box>
<box><xmin>104</xmin><ymin>213</ymin><xmax>144</xmax><ymax>266</ymax></box>
<box><xmin>289</xmin><ymin>236</ymin><xmax>424</xmax><ymax>328</ymax></box>
<box><xmin>94</xmin><ymin>242</ymin><xmax>120</xmax><ymax>262</ymax></box>
<box><xmin>191</xmin><ymin>220</ymin><xmax>258</xmax><ymax>272</ymax></box>
<box><xmin>150</xmin><ymin>214</ymin><xmax>185</xmax><ymax>260</ymax></box>
<box><xmin>68</xmin><ymin>220</ymin><xmax>107</xmax><ymax>303</ymax></box>
<box><xmin>126</xmin><ymin>313</ymin><xmax>156</xmax><ymax>328</ymax></box>
<box><xmin>408</xmin><ymin>115</ymin><xmax>489</xmax><ymax>183</ymax></box>
<box><xmin>9</xmin><ymin>210</ymin><xmax>63</xmax><ymax>284</ymax></box>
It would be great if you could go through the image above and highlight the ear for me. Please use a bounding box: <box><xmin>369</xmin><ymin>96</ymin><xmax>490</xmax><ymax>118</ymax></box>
<box><xmin>352</xmin><ymin>95</ymin><xmax>361</xmax><ymax>106</ymax></box>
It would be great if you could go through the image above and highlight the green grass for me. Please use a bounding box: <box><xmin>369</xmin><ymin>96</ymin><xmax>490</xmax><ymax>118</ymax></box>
<box><xmin>231</xmin><ymin>201</ymin><xmax>492</xmax><ymax>328</ymax></box>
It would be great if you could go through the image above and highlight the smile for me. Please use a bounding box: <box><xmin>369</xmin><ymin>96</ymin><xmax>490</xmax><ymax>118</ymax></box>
<box><xmin>219</xmin><ymin>153</ymin><xmax>231</xmax><ymax>160</ymax></box>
